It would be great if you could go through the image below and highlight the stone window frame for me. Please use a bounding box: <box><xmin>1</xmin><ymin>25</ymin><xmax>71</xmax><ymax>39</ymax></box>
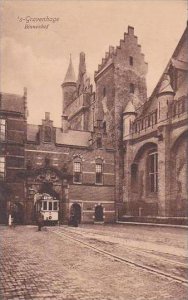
<box><xmin>73</xmin><ymin>158</ymin><xmax>82</xmax><ymax>184</ymax></box>
<box><xmin>95</xmin><ymin>159</ymin><xmax>103</xmax><ymax>185</ymax></box>
<box><xmin>0</xmin><ymin>118</ymin><xmax>6</xmax><ymax>142</ymax></box>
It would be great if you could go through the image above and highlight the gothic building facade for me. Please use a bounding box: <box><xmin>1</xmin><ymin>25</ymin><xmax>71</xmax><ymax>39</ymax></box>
<box><xmin>0</xmin><ymin>25</ymin><xmax>187</xmax><ymax>224</ymax></box>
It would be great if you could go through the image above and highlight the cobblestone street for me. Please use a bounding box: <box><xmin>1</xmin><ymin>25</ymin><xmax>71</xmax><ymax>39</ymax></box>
<box><xmin>0</xmin><ymin>224</ymin><xmax>187</xmax><ymax>300</ymax></box>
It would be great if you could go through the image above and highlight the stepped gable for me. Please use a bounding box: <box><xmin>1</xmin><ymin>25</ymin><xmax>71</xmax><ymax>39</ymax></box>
<box><xmin>95</xmin><ymin>26</ymin><xmax>147</xmax><ymax>78</ymax></box>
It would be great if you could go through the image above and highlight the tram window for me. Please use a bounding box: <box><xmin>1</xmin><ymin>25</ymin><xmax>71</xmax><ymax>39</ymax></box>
<box><xmin>49</xmin><ymin>202</ymin><xmax>52</xmax><ymax>211</ymax></box>
<box><xmin>43</xmin><ymin>201</ymin><xmax>47</xmax><ymax>210</ymax></box>
<box><xmin>54</xmin><ymin>202</ymin><xmax>58</xmax><ymax>211</ymax></box>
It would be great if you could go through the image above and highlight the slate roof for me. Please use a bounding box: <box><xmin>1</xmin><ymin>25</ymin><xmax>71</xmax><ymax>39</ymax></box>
<box><xmin>27</xmin><ymin>124</ymin><xmax>39</xmax><ymax>142</ymax></box>
<box><xmin>27</xmin><ymin>124</ymin><xmax>91</xmax><ymax>147</ymax></box>
<box><xmin>63</xmin><ymin>56</ymin><xmax>76</xmax><ymax>83</ymax></box>
<box><xmin>56</xmin><ymin>128</ymin><xmax>91</xmax><ymax>147</ymax></box>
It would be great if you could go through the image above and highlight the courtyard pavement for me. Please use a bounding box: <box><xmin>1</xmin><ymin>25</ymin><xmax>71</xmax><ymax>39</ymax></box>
<box><xmin>0</xmin><ymin>224</ymin><xmax>187</xmax><ymax>300</ymax></box>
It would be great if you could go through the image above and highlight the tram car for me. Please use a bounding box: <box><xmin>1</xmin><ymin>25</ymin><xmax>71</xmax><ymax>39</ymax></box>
<box><xmin>35</xmin><ymin>193</ymin><xmax>59</xmax><ymax>225</ymax></box>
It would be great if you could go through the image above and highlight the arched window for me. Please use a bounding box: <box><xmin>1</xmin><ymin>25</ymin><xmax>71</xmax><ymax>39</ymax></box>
<box><xmin>95</xmin><ymin>159</ymin><xmax>103</xmax><ymax>184</ymax></box>
<box><xmin>148</xmin><ymin>150</ymin><xmax>158</xmax><ymax>193</ymax></box>
<box><xmin>44</xmin><ymin>126</ymin><xmax>52</xmax><ymax>142</ymax></box>
<box><xmin>73</xmin><ymin>158</ymin><xmax>82</xmax><ymax>184</ymax></box>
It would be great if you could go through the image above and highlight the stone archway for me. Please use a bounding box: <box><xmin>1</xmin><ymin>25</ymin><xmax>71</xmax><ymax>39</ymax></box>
<box><xmin>128</xmin><ymin>142</ymin><xmax>158</xmax><ymax>216</ymax></box>
<box><xmin>170</xmin><ymin>131</ymin><xmax>188</xmax><ymax>216</ymax></box>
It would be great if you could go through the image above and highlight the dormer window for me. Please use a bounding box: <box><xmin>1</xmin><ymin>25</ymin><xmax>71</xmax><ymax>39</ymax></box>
<box><xmin>129</xmin><ymin>56</ymin><xmax>133</xmax><ymax>66</ymax></box>
<box><xmin>44</xmin><ymin>126</ymin><xmax>52</xmax><ymax>142</ymax></box>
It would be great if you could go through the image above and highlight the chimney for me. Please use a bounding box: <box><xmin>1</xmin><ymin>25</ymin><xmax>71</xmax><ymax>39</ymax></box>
<box><xmin>62</xmin><ymin>115</ymin><xmax>69</xmax><ymax>133</ymax></box>
<box><xmin>45</xmin><ymin>112</ymin><xmax>50</xmax><ymax>121</ymax></box>
<box><xmin>23</xmin><ymin>87</ymin><xmax>27</xmax><ymax>97</ymax></box>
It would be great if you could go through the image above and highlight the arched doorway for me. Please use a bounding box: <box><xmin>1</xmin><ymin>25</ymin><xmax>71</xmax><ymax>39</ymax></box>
<box><xmin>70</xmin><ymin>203</ymin><xmax>81</xmax><ymax>223</ymax></box>
<box><xmin>95</xmin><ymin>205</ymin><xmax>104</xmax><ymax>221</ymax></box>
<box><xmin>12</xmin><ymin>203</ymin><xmax>24</xmax><ymax>225</ymax></box>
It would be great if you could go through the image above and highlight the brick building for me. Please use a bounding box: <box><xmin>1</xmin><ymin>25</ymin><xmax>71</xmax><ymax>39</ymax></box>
<box><xmin>0</xmin><ymin>90</ymin><xmax>27</xmax><ymax>224</ymax></box>
<box><xmin>0</xmin><ymin>25</ymin><xmax>187</xmax><ymax>224</ymax></box>
<box><xmin>122</xmin><ymin>25</ymin><xmax>188</xmax><ymax>219</ymax></box>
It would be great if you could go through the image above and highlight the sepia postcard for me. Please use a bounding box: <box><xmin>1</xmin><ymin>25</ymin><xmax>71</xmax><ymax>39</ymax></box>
<box><xmin>0</xmin><ymin>1</ymin><xmax>187</xmax><ymax>299</ymax></box>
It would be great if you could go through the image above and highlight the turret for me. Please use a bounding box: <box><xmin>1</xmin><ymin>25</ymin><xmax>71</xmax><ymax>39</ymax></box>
<box><xmin>123</xmin><ymin>101</ymin><xmax>137</xmax><ymax>141</ymax></box>
<box><xmin>157</xmin><ymin>74</ymin><xmax>175</xmax><ymax>123</ymax></box>
<box><xmin>61</xmin><ymin>55</ymin><xmax>76</xmax><ymax>113</ymax></box>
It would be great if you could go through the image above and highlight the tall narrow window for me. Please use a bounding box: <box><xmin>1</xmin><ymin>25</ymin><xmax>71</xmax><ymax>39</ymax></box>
<box><xmin>103</xmin><ymin>87</ymin><xmax>106</xmax><ymax>97</ymax></box>
<box><xmin>0</xmin><ymin>119</ymin><xmax>6</xmax><ymax>141</ymax></box>
<box><xmin>73</xmin><ymin>161</ymin><xmax>82</xmax><ymax>183</ymax></box>
<box><xmin>129</xmin><ymin>56</ymin><xmax>133</xmax><ymax>66</ymax></box>
<box><xmin>130</xmin><ymin>83</ymin><xmax>135</xmax><ymax>94</ymax></box>
<box><xmin>0</xmin><ymin>156</ymin><xmax>5</xmax><ymax>180</ymax></box>
<box><xmin>103</xmin><ymin>121</ymin><xmax>106</xmax><ymax>133</ymax></box>
<box><xmin>148</xmin><ymin>151</ymin><xmax>158</xmax><ymax>193</ymax></box>
<box><xmin>96</xmin><ymin>137</ymin><xmax>102</xmax><ymax>148</ymax></box>
<box><xmin>96</xmin><ymin>163</ymin><xmax>103</xmax><ymax>184</ymax></box>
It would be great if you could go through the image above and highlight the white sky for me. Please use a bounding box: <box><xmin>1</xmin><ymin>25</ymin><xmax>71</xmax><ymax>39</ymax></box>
<box><xmin>0</xmin><ymin>0</ymin><xmax>187</xmax><ymax>126</ymax></box>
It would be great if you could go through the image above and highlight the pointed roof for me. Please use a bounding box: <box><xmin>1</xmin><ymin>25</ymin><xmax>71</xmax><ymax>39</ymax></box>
<box><xmin>123</xmin><ymin>101</ymin><xmax>136</xmax><ymax>114</ymax></box>
<box><xmin>63</xmin><ymin>55</ymin><xmax>76</xmax><ymax>84</ymax></box>
<box><xmin>158</xmin><ymin>74</ymin><xmax>174</xmax><ymax>95</ymax></box>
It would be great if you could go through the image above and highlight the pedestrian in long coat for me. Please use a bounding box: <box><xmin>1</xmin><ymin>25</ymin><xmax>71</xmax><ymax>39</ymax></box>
<box><xmin>37</xmin><ymin>212</ymin><xmax>44</xmax><ymax>231</ymax></box>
